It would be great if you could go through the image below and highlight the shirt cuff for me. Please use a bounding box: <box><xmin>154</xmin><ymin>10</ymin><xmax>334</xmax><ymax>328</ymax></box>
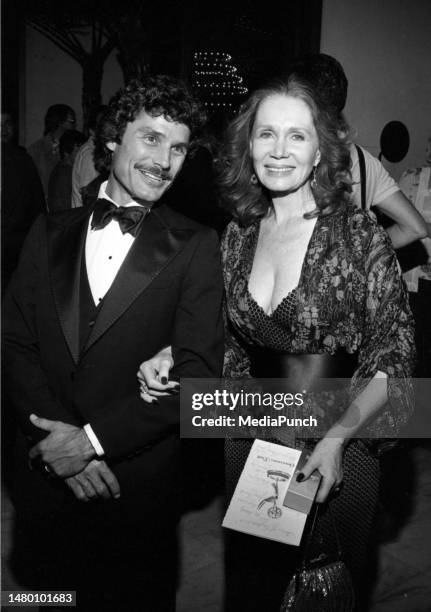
<box><xmin>83</xmin><ymin>423</ymin><xmax>105</xmax><ymax>457</ymax></box>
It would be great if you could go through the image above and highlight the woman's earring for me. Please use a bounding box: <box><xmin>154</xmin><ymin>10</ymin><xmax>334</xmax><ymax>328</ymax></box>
<box><xmin>250</xmin><ymin>173</ymin><xmax>258</xmax><ymax>185</ymax></box>
<box><xmin>311</xmin><ymin>166</ymin><xmax>318</xmax><ymax>189</ymax></box>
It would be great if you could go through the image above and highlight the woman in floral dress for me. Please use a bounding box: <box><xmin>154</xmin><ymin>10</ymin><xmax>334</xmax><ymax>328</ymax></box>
<box><xmin>139</xmin><ymin>77</ymin><xmax>415</xmax><ymax>610</ymax></box>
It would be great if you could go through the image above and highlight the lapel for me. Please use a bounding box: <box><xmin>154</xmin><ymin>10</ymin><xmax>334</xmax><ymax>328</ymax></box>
<box><xmin>48</xmin><ymin>207</ymin><xmax>91</xmax><ymax>364</ymax></box>
<box><xmin>82</xmin><ymin>205</ymin><xmax>195</xmax><ymax>355</ymax></box>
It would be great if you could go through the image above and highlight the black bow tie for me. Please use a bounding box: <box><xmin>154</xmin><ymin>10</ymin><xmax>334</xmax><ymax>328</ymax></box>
<box><xmin>91</xmin><ymin>198</ymin><xmax>150</xmax><ymax>237</ymax></box>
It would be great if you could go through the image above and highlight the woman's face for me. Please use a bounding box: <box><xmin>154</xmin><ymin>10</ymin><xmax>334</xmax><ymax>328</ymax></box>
<box><xmin>250</xmin><ymin>94</ymin><xmax>320</xmax><ymax>194</ymax></box>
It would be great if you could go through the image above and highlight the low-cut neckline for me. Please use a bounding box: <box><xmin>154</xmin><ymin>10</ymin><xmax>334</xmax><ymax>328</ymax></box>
<box><xmin>246</xmin><ymin>216</ymin><xmax>318</xmax><ymax>316</ymax></box>
<box><xmin>247</xmin><ymin>285</ymin><xmax>298</xmax><ymax>318</ymax></box>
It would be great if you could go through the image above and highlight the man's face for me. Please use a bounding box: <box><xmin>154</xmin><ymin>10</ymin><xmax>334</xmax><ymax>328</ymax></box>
<box><xmin>106</xmin><ymin>110</ymin><xmax>190</xmax><ymax>206</ymax></box>
<box><xmin>60</xmin><ymin>114</ymin><xmax>76</xmax><ymax>132</ymax></box>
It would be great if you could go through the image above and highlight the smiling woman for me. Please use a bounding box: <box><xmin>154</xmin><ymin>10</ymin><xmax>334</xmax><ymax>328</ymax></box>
<box><xmin>138</xmin><ymin>75</ymin><xmax>415</xmax><ymax>611</ymax></box>
<box><xmin>251</xmin><ymin>95</ymin><xmax>320</xmax><ymax>197</ymax></box>
<box><xmin>218</xmin><ymin>78</ymin><xmax>351</xmax><ymax>227</ymax></box>
<box><xmin>217</xmin><ymin>77</ymin><xmax>414</xmax><ymax>610</ymax></box>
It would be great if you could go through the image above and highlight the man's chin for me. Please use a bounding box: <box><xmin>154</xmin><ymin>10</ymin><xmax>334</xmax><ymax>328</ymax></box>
<box><xmin>133</xmin><ymin>182</ymin><xmax>172</xmax><ymax>206</ymax></box>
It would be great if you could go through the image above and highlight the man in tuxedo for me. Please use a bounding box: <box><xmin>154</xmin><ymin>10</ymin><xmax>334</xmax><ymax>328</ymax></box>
<box><xmin>2</xmin><ymin>75</ymin><xmax>224</xmax><ymax>611</ymax></box>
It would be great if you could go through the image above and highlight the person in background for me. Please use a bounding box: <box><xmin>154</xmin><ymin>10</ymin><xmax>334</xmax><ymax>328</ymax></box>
<box><xmin>1</xmin><ymin>111</ymin><xmax>46</xmax><ymax>289</ymax></box>
<box><xmin>28</xmin><ymin>104</ymin><xmax>76</xmax><ymax>199</ymax></box>
<box><xmin>48</xmin><ymin>129</ymin><xmax>86</xmax><ymax>212</ymax></box>
<box><xmin>1</xmin><ymin>111</ymin><xmax>46</xmax><ymax>488</ymax></box>
<box><xmin>399</xmin><ymin>135</ymin><xmax>431</xmax><ymax>376</ymax></box>
<box><xmin>288</xmin><ymin>53</ymin><xmax>427</xmax><ymax>249</ymax></box>
<box><xmin>71</xmin><ymin>105</ymin><xmax>108</xmax><ymax>208</ymax></box>
<box><xmin>163</xmin><ymin>141</ymin><xmax>229</xmax><ymax>235</ymax></box>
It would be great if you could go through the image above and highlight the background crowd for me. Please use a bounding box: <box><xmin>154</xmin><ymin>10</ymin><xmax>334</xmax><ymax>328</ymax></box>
<box><xmin>1</xmin><ymin>2</ymin><xmax>431</xmax><ymax>611</ymax></box>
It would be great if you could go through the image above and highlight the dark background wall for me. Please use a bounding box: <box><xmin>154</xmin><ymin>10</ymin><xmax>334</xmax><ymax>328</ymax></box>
<box><xmin>3</xmin><ymin>0</ymin><xmax>430</xmax><ymax>178</ymax></box>
<box><xmin>2</xmin><ymin>0</ymin><xmax>322</xmax><ymax>144</ymax></box>
<box><xmin>321</xmin><ymin>0</ymin><xmax>431</xmax><ymax>179</ymax></box>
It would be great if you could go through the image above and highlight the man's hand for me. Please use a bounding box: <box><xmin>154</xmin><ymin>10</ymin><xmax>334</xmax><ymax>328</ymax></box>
<box><xmin>65</xmin><ymin>459</ymin><xmax>121</xmax><ymax>502</ymax></box>
<box><xmin>28</xmin><ymin>414</ymin><xmax>96</xmax><ymax>478</ymax></box>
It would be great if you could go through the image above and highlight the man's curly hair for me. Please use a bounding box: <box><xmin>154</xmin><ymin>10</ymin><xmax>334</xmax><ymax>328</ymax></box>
<box><xmin>94</xmin><ymin>75</ymin><xmax>206</xmax><ymax>174</ymax></box>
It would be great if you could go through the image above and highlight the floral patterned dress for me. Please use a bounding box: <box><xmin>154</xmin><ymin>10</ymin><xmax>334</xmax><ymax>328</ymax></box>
<box><xmin>222</xmin><ymin>203</ymin><xmax>415</xmax><ymax>610</ymax></box>
<box><xmin>221</xmin><ymin>202</ymin><xmax>415</xmax><ymax>452</ymax></box>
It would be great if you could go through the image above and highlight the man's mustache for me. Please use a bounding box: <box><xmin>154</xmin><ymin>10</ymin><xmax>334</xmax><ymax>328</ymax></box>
<box><xmin>134</xmin><ymin>164</ymin><xmax>172</xmax><ymax>181</ymax></box>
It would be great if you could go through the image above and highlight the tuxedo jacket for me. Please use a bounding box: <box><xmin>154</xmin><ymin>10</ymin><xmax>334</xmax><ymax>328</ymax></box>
<box><xmin>2</xmin><ymin>192</ymin><xmax>224</xmax><ymax>520</ymax></box>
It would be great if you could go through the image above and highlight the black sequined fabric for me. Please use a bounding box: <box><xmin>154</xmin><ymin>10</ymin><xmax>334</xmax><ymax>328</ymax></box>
<box><xmin>247</xmin><ymin>288</ymin><xmax>298</xmax><ymax>351</ymax></box>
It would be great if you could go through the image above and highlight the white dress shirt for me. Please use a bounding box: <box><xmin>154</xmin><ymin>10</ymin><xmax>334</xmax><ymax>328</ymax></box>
<box><xmin>85</xmin><ymin>181</ymin><xmax>143</xmax><ymax>305</ymax></box>
<box><xmin>83</xmin><ymin>181</ymin><xmax>147</xmax><ymax>455</ymax></box>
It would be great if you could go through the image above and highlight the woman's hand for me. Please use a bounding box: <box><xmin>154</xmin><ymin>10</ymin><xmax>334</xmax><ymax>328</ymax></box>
<box><xmin>137</xmin><ymin>346</ymin><xmax>176</xmax><ymax>403</ymax></box>
<box><xmin>297</xmin><ymin>437</ymin><xmax>345</xmax><ymax>503</ymax></box>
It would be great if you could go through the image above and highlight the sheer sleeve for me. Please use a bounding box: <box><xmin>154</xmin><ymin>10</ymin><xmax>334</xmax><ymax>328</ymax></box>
<box><xmin>223</xmin><ymin>308</ymin><xmax>251</xmax><ymax>378</ymax></box>
<box><xmin>351</xmin><ymin>216</ymin><xmax>415</xmax><ymax>452</ymax></box>
<box><xmin>220</xmin><ymin>222</ymin><xmax>252</xmax><ymax>378</ymax></box>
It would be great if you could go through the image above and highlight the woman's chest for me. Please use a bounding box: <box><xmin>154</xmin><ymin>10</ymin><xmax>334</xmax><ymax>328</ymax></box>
<box><xmin>248</xmin><ymin>218</ymin><xmax>317</xmax><ymax>310</ymax></box>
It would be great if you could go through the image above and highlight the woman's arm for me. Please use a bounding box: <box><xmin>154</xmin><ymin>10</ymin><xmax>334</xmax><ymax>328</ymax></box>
<box><xmin>138</xmin><ymin>220</ymin><xmax>253</xmax><ymax>400</ymax></box>
<box><xmin>137</xmin><ymin>306</ymin><xmax>253</xmax><ymax>401</ymax></box>
<box><xmin>299</xmin><ymin>373</ymin><xmax>388</xmax><ymax>502</ymax></box>
<box><xmin>300</xmin><ymin>215</ymin><xmax>415</xmax><ymax>502</ymax></box>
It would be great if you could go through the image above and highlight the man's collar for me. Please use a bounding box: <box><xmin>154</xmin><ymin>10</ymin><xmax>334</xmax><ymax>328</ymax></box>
<box><xmin>98</xmin><ymin>180</ymin><xmax>147</xmax><ymax>209</ymax></box>
<box><xmin>98</xmin><ymin>180</ymin><xmax>117</xmax><ymax>205</ymax></box>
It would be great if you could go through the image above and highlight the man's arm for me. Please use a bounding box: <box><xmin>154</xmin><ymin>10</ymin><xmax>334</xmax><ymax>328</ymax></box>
<box><xmin>65</xmin><ymin>459</ymin><xmax>121</xmax><ymax>501</ymax></box>
<box><xmin>374</xmin><ymin>189</ymin><xmax>427</xmax><ymax>248</ymax></box>
<box><xmin>2</xmin><ymin>216</ymin><xmax>101</xmax><ymax>478</ymax></box>
<box><xmin>2</xmin><ymin>216</ymin><xmax>82</xmax><ymax>440</ymax></box>
<box><xmin>28</xmin><ymin>414</ymin><xmax>95</xmax><ymax>477</ymax></box>
<box><xmin>28</xmin><ymin>422</ymin><xmax>120</xmax><ymax>498</ymax></box>
<box><xmin>88</xmin><ymin>227</ymin><xmax>225</xmax><ymax>460</ymax></box>
<box><xmin>352</xmin><ymin>145</ymin><xmax>427</xmax><ymax>248</ymax></box>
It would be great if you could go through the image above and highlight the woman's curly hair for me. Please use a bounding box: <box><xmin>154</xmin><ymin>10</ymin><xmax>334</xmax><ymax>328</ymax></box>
<box><xmin>217</xmin><ymin>76</ymin><xmax>352</xmax><ymax>226</ymax></box>
<box><xmin>94</xmin><ymin>75</ymin><xmax>207</xmax><ymax>174</ymax></box>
